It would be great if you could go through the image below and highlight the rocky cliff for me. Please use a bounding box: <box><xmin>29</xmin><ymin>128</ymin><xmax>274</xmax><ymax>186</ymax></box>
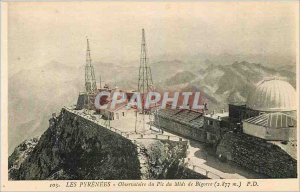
<box><xmin>9</xmin><ymin>108</ymin><xmax>203</xmax><ymax>180</ymax></box>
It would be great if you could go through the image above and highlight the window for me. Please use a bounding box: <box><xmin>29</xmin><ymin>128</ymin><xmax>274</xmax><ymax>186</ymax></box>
<box><xmin>122</xmin><ymin>112</ymin><xmax>125</xmax><ymax>116</ymax></box>
<box><xmin>207</xmin><ymin>120</ymin><xmax>213</xmax><ymax>126</ymax></box>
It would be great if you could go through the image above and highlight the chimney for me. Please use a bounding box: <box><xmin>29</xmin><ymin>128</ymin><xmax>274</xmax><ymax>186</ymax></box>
<box><xmin>218</xmin><ymin>116</ymin><xmax>221</xmax><ymax>120</ymax></box>
<box><xmin>222</xmin><ymin>109</ymin><xmax>225</xmax><ymax>113</ymax></box>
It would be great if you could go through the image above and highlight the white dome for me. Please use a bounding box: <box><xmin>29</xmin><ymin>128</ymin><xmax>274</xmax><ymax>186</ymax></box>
<box><xmin>247</xmin><ymin>78</ymin><xmax>296</xmax><ymax>112</ymax></box>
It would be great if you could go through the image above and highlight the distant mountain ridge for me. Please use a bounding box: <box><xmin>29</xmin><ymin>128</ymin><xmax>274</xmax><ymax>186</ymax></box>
<box><xmin>8</xmin><ymin>57</ymin><xmax>296</xmax><ymax>154</ymax></box>
<box><xmin>165</xmin><ymin>71</ymin><xmax>197</xmax><ymax>86</ymax></box>
<box><xmin>161</xmin><ymin>61</ymin><xmax>296</xmax><ymax>110</ymax></box>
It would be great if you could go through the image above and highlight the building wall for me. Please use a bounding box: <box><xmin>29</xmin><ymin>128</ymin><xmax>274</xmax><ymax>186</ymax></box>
<box><xmin>100</xmin><ymin>108</ymin><xmax>135</xmax><ymax>120</ymax></box>
<box><xmin>203</xmin><ymin>117</ymin><xmax>221</xmax><ymax>144</ymax></box>
<box><xmin>76</xmin><ymin>93</ymin><xmax>87</xmax><ymax>110</ymax></box>
<box><xmin>76</xmin><ymin>93</ymin><xmax>97</xmax><ymax>110</ymax></box>
<box><xmin>113</xmin><ymin>109</ymin><xmax>129</xmax><ymax>120</ymax></box>
<box><xmin>203</xmin><ymin>115</ymin><xmax>234</xmax><ymax>145</ymax></box>
<box><xmin>243</xmin><ymin>122</ymin><xmax>267</xmax><ymax>139</ymax></box>
<box><xmin>156</xmin><ymin>112</ymin><xmax>230</xmax><ymax>145</ymax></box>
<box><xmin>243</xmin><ymin>122</ymin><xmax>296</xmax><ymax>141</ymax></box>
<box><xmin>156</xmin><ymin>117</ymin><xmax>206</xmax><ymax>142</ymax></box>
<box><xmin>100</xmin><ymin>109</ymin><xmax>113</xmax><ymax>120</ymax></box>
<box><xmin>229</xmin><ymin>104</ymin><xmax>260</xmax><ymax>123</ymax></box>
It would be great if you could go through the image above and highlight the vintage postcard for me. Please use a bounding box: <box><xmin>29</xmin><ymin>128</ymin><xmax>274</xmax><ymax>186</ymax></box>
<box><xmin>0</xmin><ymin>1</ymin><xmax>299</xmax><ymax>191</ymax></box>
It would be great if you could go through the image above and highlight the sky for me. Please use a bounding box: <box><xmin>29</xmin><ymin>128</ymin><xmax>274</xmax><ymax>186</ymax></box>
<box><xmin>8</xmin><ymin>1</ymin><xmax>299</xmax><ymax>74</ymax></box>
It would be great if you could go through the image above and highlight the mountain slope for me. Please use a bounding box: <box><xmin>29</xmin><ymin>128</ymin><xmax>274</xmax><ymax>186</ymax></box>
<box><xmin>165</xmin><ymin>71</ymin><xmax>197</xmax><ymax>86</ymax></box>
<box><xmin>166</xmin><ymin>61</ymin><xmax>296</xmax><ymax>110</ymax></box>
<box><xmin>8</xmin><ymin>58</ymin><xmax>296</xmax><ymax>153</ymax></box>
<box><xmin>9</xmin><ymin>108</ymin><xmax>202</xmax><ymax>180</ymax></box>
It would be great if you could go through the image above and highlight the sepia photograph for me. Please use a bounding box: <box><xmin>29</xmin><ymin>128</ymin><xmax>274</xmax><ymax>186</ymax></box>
<box><xmin>0</xmin><ymin>1</ymin><xmax>299</xmax><ymax>191</ymax></box>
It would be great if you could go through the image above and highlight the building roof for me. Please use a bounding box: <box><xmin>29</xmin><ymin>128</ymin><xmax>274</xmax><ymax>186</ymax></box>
<box><xmin>246</xmin><ymin>78</ymin><xmax>296</xmax><ymax>112</ymax></box>
<box><xmin>204</xmin><ymin>112</ymin><xmax>229</xmax><ymax>121</ymax></box>
<box><xmin>243</xmin><ymin>112</ymin><xmax>296</xmax><ymax>128</ymax></box>
<box><xmin>158</xmin><ymin>108</ymin><xmax>204</xmax><ymax>128</ymax></box>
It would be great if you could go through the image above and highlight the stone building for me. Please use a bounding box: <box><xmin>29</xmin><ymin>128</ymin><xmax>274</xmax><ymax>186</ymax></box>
<box><xmin>99</xmin><ymin>103</ymin><xmax>131</xmax><ymax>120</ymax></box>
<box><xmin>155</xmin><ymin>107</ymin><xmax>229</xmax><ymax>145</ymax></box>
<box><xmin>203</xmin><ymin>111</ymin><xmax>229</xmax><ymax>145</ymax></box>
<box><xmin>156</xmin><ymin>108</ymin><xmax>206</xmax><ymax>142</ymax></box>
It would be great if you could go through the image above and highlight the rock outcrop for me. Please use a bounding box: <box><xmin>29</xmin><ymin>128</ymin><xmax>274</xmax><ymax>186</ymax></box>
<box><xmin>9</xmin><ymin>138</ymin><xmax>39</xmax><ymax>179</ymax></box>
<box><xmin>9</xmin><ymin>108</ymin><xmax>203</xmax><ymax>180</ymax></box>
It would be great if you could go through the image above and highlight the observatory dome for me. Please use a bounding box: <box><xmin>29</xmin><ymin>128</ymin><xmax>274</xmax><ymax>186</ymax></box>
<box><xmin>247</xmin><ymin>78</ymin><xmax>296</xmax><ymax>112</ymax></box>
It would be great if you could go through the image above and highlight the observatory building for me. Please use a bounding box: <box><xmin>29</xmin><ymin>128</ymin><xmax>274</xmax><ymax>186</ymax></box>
<box><xmin>157</xmin><ymin>78</ymin><xmax>297</xmax><ymax>143</ymax></box>
<box><xmin>215</xmin><ymin>78</ymin><xmax>297</xmax><ymax>178</ymax></box>
<box><xmin>157</xmin><ymin>77</ymin><xmax>297</xmax><ymax>178</ymax></box>
<box><xmin>246</xmin><ymin>79</ymin><xmax>296</xmax><ymax>113</ymax></box>
<box><xmin>229</xmin><ymin>78</ymin><xmax>297</xmax><ymax>141</ymax></box>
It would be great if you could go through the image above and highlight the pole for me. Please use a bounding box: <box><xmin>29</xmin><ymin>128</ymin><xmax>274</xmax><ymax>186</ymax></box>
<box><xmin>134</xmin><ymin>110</ymin><xmax>138</xmax><ymax>133</ymax></box>
<box><xmin>100</xmin><ymin>76</ymin><xmax>102</xmax><ymax>89</ymax></box>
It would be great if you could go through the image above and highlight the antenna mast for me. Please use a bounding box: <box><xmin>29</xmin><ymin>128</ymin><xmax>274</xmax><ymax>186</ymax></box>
<box><xmin>85</xmin><ymin>37</ymin><xmax>97</xmax><ymax>93</ymax></box>
<box><xmin>136</xmin><ymin>29</ymin><xmax>154</xmax><ymax>132</ymax></box>
<box><xmin>84</xmin><ymin>37</ymin><xmax>97</xmax><ymax>110</ymax></box>
<box><xmin>138</xmin><ymin>29</ymin><xmax>153</xmax><ymax>93</ymax></box>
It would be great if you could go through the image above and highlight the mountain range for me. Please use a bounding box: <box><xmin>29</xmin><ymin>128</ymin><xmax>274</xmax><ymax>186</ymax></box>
<box><xmin>8</xmin><ymin>55</ymin><xmax>296</xmax><ymax>154</ymax></box>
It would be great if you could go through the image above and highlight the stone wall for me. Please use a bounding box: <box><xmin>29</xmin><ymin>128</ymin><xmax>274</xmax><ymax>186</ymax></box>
<box><xmin>216</xmin><ymin>132</ymin><xmax>297</xmax><ymax>178</ymax></box>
